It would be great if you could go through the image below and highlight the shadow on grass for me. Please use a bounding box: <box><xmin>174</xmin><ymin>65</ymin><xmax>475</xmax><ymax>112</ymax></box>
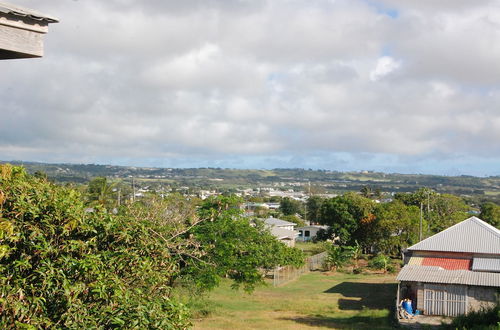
<box><xmin>278</xmin><ymin>314</ymin><xmax>393</xmax><ymax>329</ymax></box>
<box><xmin>324</xmin><ymin>282</ymin><xmax>397</xmax><ymax>310</ymax></box>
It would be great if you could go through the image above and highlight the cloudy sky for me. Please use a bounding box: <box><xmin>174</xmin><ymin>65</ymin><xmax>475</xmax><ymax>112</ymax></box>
<box><xmin>2</xmin><ymin>0</ymin><xmax>500</xmax><ymax>175</ymax></box>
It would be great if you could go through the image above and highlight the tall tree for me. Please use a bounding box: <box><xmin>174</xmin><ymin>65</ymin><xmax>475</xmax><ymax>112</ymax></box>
<box><xmin>479</xmin><ymin>202</ymin><xmax>500</xmax><ymax>228</ymax></box>
<box><xmin>189</xmin><ymin>196</ymin><xmax>304</xmax><ymax>292</ymax></box>
<box><xmin>86</xmin><ymin>176</ymin><xmax>116</xmax><ymax>209</ymax></box>
<box><xmin>373</xmin><ymin>200</ymin><xmax>421</xmax><ymax>255</ymax></box>
<box><xmin>279</xmin><ymin>197</ymin><xmax>303</xmax><ymax>217</ymax></box>
<box><xmin>430</xmin><ymin>193</ymin><xmax>469</xmax><ymax>233</ymax></box>
<box><xmin>395</xmin><ymin>188</ymin><xmax>469</xmax><ymax>235</ymax></box>
<box><xmin>306</xmin><ymin>195</ymin><xmax>324</xmax><ymax>223</ymax></box>
<box><xmin>318</xmin><ymin>192</ymin><xmax>374</xmax><ymax>245</ymax></box>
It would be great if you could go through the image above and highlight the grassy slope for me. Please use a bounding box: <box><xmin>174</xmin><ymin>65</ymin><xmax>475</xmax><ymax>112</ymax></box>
<box><xmin>192</xmin><ymin>272</ymin><xmax>397</xmax><ymax>330</ymax></box>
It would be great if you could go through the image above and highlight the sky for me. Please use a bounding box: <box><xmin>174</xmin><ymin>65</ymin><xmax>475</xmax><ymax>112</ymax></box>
<box><xmin>2</xmin><ymin>0</ymin><xmax>500</xmax><ymax>176</ymax></box>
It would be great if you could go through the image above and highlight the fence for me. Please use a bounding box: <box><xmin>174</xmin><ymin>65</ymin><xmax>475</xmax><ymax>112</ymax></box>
<box><xmin>272</xmin><ymin>251</ymin><xmax>328</xmax><ymax>287</ymax></box>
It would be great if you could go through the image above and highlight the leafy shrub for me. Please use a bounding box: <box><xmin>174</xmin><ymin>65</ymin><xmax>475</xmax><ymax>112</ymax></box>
<box><xmin>0</xmin><ymin>165</ymin><xmax>191</xmax><ymax>329</ymax></box>
<box><xmin>369</xmin><ymin>254</ymin><xmax>391</xmax><ymax>272</ymax></box>
<box><xmin>352</xmin><ymin>267</ymin><xmax>364</xmax><ymax>274</ymax></box>
<box><xmin>443</xmin><ymin>304</ymin><xmax>499</xmax><ymax>330</ymax></box>
<box><xmin>323</xmin><ymin>244</ymin><xmax>353</xmax><ymax>271</ymax></box>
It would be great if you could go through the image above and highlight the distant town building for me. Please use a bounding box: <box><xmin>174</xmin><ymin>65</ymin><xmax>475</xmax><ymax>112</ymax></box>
<box><xmin>296</xmin><ymin>225</ymin><xmax>329</xmax><ymax>242</ymax></box>
<box><xmin>263</xmin><ymin>217</ymin><xmax>297</xmax><ymax>247</ymax></box>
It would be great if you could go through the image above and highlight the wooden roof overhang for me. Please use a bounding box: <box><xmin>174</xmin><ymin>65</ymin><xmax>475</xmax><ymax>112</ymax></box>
<box><xmin>0</xmin><ymin>2</ymin><xmax>58</xmax><ymax>59</ymax></box>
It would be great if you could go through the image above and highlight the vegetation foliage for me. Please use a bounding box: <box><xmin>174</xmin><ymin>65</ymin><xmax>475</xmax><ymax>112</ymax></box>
<box><xmin>0</xmin><ymin>162</ymin><xmax>498</xmax><ymax>327</ymax></box>
<box><xmin>0</xmin><ymin>165</ymin><xmax>191</xmax><ymax>328</ymax></box>
<box><xmin>313</xmin><ymin>188</ymin><xmax>475</xmax><ymax>255</ymax></box>
<box><xmin>444</xmin><ymin>304</ymin><xmax>500</xmax><ymax>330</ymax></box>
<box><xmin>0</xmin><ymin>165</ymin><xmax>304</xmax><ymax>328</ymax></box>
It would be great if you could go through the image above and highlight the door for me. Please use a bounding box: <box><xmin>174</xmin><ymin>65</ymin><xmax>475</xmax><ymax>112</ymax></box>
<box><xmin>424</xmin><ymin>284</ymin><xmax>467</xmax><ymax>316</ymax></box>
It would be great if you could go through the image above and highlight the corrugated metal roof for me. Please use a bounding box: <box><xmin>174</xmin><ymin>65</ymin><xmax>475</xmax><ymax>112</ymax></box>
<box><xmin>270</xmin><ymin>227</ymin><xmax>296</xmax><ymax>240</ymax></box>
<box><xmin>408</xmin><ymin>256</ymin><xmax>423</xmax><ymax>266</ymax></box>
<box><xmin>264</xmin><ymin>217</ymin><xmax>296</xmax><ymax>227</ymax></box>
<box><xmin>296</xmin><ymin>225</ymin><xmax>329</xmax><ymax>230</ymax></box>
<box><xmin>397</xmin><ymin>265</ymin><xmax>500</xmax><ymax>287</ymax></box>
<box><xmin>407</xmin><ymin>217</ymin><xmax>500</xmax><ymax>255</ymax></box>
<box><xmin>0</xmin><ymin>1</ymin><xmax>58</xmax><ymax>23</ymax></box>
<box><xmin>422</xmin><ymin>257</ymin><xmax>471</xmax><ymax>270</ymax></box>
<box><xmin>472</xmin><ymin>257</ymin><xmax>500</xmax><ymax>273</ymax></box>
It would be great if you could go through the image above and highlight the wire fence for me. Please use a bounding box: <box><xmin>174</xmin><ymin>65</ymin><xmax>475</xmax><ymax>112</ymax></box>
<box><xmin>272</xmin><ymin>251</ymin><xmax>328</xmax><ymax>287</ymax></box>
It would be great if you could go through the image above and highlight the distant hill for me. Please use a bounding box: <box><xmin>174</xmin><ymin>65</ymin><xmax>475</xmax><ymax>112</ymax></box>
<box><xmin>2</xmin><ymin>160</ymin><xmax>499</xmax><ymax>202</ymax></box>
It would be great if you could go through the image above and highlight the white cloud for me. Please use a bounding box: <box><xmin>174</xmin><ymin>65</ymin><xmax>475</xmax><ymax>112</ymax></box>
<box><xmin>1</xmin><ymin>0</ymin><xmax>500</xmax><ymax>174</ymax></box>
<box><xmin>369</xmin><ymin>56</ymin><xmax>401</xmax><ymax>81</ymax></box>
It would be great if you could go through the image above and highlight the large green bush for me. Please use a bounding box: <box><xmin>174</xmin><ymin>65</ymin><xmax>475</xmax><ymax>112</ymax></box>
<box><xmin>0</xmin><ymin>165</ymin><xmax>190</xmax><ymax>329</ymax></box>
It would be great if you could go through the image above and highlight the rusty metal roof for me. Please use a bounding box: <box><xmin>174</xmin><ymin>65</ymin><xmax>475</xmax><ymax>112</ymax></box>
<box><xmin>397</xmin><ymin>265</ymin><xmax>500</xmax><ymax>287</ymax></box>
<box><xmin>421</xmin><ymin>257</ymin><xmax>471</xmax><ymax>270</ymax></box>
<box><xmin>408</xmin><ymin>256</ymin><xmax>472</xmax><ymax>270</ymax></box>
<box><xmin>407</xmin><ymin>217</ymin><xmax>500</xmax><ymax>255</ymax></box>
<box><xmin>0</xmin><ymin>1</ymin><xmax>58</xmax><ymax>23</ymax></box>
<box><xmin>472</xmin><ymin>257</ymin><xmax>500</xmax><ymax>273</ymax></box>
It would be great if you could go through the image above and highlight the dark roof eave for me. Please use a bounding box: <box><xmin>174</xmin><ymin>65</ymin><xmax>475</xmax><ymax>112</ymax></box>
<box><xmin>0</xmin><ymin>2</ymin><xmax>59</xmax><ymax>23</ymax></box>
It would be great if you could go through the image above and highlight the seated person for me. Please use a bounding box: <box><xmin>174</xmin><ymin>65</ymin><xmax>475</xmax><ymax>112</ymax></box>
<box><xmin>399</xmin><ymin>298</ymin><xmax>415</xmax><ymax>319</ymax></box>
<box><xmin>402</xmin><ymin>299</ymin><xmax>413</xmax><ymax>314</ymax></box>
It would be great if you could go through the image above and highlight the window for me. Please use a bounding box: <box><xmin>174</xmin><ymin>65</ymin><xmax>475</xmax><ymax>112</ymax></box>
<box><xmin>305</xmin><ymin>231</ymin><xmax>310</xmax><ymax>237</ymax></box>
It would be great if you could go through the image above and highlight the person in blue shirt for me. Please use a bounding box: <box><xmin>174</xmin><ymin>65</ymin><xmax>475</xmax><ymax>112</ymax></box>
<box><xmin>402</xmin><ymin>298</ymin><xmax>413</xmax><ymax>314</ymax></box>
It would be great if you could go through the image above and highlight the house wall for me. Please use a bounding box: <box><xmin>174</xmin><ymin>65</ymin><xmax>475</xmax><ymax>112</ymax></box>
<box><xmin>296</xmin><ymin>227</ymin><xmax>323</xmax><ymax>242</ymax></box>
<box><xmin>404</xmin><ymin>282</ymin><xmax>499</xmax><ymax>315</ymax></box>
<box><xmin>468</xmin><ymin>286</ymin><xmax>498</xmax><ymax>312</ymax></box>
<box><xmin>416</xmin><ymin>283</ymin><xmax>424</xmax><ymax>311</ymax></box>
<box><xmin>280</xmin><ymin>238</ymin><xmax>295</xmax><ymax>248</ymax></box>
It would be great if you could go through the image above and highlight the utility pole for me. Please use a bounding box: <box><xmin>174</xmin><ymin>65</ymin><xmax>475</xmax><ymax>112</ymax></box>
<box><xmin>132</xmin><ymin>178</ymin><xmax>136</xmax><ymax>203</ymax></box>
<box><xmin>427</xmin><ymin>191</ymin><xmax>430</xmax><ymax>215</ymax></box>
<box><xmin>426</xmin><ymin>189</ymin><xmax>431</xmax><ymax>236</ymax></box>
<box><xmin>419</xmin><ymin>202</ymin><xmax>423</xmax><ymax>242</ymax></box>
<box><xmin>427</xmin><ymin>190</ymin><xmax>430</xmax><ymax>236</ymax></box>
<box><xmin>304</xmin><ymin>181</ymin><xmax>311</xmax><ymax>225</ymax></box>
<box><xmin>117</xmin><ymin>188</ymin><xmax>121</xmax><ymax>206</ymax></box>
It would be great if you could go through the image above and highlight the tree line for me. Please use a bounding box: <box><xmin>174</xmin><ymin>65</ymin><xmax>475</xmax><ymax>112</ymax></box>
<box><xmin>304</xmin><ymin>188</ymin><xmax>499</xmax><ymax>255</ymax></box>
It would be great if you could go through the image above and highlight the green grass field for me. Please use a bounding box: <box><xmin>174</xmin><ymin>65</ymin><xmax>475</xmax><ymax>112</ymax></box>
<box><xmin>192</xmin><ymin>272</ymin><xmax>398</xmax><ymax>329</ymax></box>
